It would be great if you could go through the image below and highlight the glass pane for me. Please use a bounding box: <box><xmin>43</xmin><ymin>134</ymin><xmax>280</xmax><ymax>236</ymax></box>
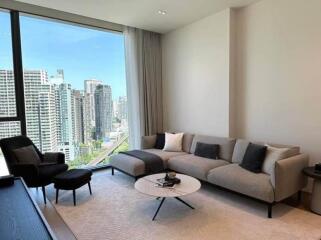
<box><xmin>0</xmin><ymin>121</ymin><xmax>21</xmax><ymax>176</ymax></box>
<box><xmin>20</xmin><ymin>15</ymin><xmax>128</xmax><ymax>168</ymax></box>
<box><xmin>0</xmin><ymin>10</ymin><xmax>17</xmax><ymax>117</ymax></box>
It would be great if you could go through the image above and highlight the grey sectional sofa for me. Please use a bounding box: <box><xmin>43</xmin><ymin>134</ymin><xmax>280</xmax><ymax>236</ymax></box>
<box><xmin>110</xmin><ymin>133</ymin><xmax>309</xmax><ymax>218</ymax></box>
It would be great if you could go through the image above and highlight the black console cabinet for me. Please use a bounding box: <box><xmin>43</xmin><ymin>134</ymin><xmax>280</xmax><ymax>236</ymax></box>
<box><xmin>0</xmin><ymin>177</ymin><xmax>56</xmax><ymax>240</ymax></box>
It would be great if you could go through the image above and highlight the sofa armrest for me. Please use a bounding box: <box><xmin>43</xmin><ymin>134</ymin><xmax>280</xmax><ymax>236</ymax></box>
<box><xmin>272</xmin><ymin>154</ymin><xmax>309</xmax><ymax>202</ymax></box>
<box><xmin>43</xmin><ymin>152</ymin><xmax>65</xmax><ymax>164</ymax></box>
<box><xmin>141</xmin><ymin>135</ymin><xmax>157</xmax><ymax>149</ymax></box>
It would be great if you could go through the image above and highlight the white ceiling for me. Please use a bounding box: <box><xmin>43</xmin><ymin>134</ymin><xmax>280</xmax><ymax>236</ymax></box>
<box><xmin>16</xmin><ymin>0</ymin><xmax>260</xmax><ymax>33</ymax></box>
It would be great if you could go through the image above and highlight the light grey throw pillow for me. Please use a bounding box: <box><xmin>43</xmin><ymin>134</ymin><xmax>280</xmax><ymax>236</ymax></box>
<box><xmin>262</xmin><ymin>145</ymin><xmax>291</xmax><ymax>175</ymax></box>
<box><xmin>232</xmin><ymin>139</ymin><xmax>250</xmax><ymax>164</ymax></box>
<box><xmin>12</xmin><ymin>145</ymin><xmax>41</xmax><ymax>165</ymax></box>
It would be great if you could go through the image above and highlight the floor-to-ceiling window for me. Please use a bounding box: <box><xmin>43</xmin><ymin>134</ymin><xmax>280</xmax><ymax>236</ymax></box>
<box><xmin>0</xmin><ymin>9</ymin><xmax>128</xmax><ymax>170</ymax></box>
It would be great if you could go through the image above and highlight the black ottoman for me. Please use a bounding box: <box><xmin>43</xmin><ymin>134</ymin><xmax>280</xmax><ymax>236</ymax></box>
<box><xmin>53</xmin><ymin>169</ymin><xmax>92</xmax><ymax>206</ymax></box>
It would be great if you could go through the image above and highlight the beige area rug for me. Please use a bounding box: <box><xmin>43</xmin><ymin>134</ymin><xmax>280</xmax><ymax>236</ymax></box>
<box><xmin>48</xmin><ymin>170</ymin><xmax>321</xmax><ymax>240</ymax></box>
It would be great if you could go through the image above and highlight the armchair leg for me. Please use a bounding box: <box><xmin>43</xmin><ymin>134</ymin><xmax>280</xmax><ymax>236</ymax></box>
<box><xmin>56</xmin><ymin>189</ymin><xmax>59</xmax><ymax>204</ymax></box>
<box><xmin>42</xmin><ymin>186</ymin><xmax>47</xmax><ymax>204</ymax></box>
<box><xmin>73</xmin><ymin>189</ymin><xmax>76</xmax><ymax>206</ymax></box>
<box><xmin>88</xmin><ymin>182</ymin><xmax>92</xmax><ymax>195</ymax></box>
<box><xmin>268</xmin><ymin>203</ymin><xmax>272</xmax><ymax>218</ymax></box>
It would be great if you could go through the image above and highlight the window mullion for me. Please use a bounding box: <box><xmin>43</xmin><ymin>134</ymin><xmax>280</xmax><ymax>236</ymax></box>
<box><xmin>10</xmin><ymin>10</ymin><xmax>26</xmax><ymax>135</ymax></box>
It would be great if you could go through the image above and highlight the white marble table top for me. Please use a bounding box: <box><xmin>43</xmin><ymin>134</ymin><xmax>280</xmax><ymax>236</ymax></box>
<box><xmin>135</xmin><ymin>173</ymin><xmax>201</xmax><ymax>198</ymax></box>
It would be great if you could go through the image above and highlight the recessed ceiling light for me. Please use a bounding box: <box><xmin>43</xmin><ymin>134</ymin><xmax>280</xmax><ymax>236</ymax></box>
<box><xmin>158</xmin><ymin>10</ymin><xmax>167</xmax><ymax>15</ymax></box>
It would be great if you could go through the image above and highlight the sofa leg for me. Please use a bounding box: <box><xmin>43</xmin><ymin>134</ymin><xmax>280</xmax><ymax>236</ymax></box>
<box><xmin>111</xmin><ymin>167</ymin><xmax>114</xmax><ymax>176</ymax></box>
<box><xmin>268</xmin><ymin>203</ymin><xmax>272</xmax><ymax>218</ymax></box>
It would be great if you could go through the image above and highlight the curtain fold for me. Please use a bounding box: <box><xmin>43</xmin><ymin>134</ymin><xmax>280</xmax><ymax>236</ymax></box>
<box><xmin>124</xmin><ymin>27</ymin><xmax>163</xmax><ymax>149</ymax></box>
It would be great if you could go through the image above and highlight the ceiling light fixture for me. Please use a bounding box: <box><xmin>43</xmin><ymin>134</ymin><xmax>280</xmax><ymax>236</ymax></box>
<box><xmin>158</xmin><ymin>10</ymin><xmax>167</xmax><ymax>15</ymax></box>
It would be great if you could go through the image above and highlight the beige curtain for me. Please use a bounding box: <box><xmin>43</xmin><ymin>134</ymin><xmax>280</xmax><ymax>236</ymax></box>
<box><xmin>124</xmin><ymin>27</ymin><xmax>163</xmax><ymax>148</ymax></box>
<box><xmin>141</xmin><ymin>31</ymin><xmax>163</xmax><ymax>136</ymax></box>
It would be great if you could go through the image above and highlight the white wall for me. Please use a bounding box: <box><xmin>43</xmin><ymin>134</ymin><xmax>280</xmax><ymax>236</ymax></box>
<box><xmin>162</xmin><ymin>9</ymin><xmax>232</xmax><ymax>136</ymax></box>
<box><xmin>162</xmin><ymin>0</ymin><xmax>321</xmax><ymax>170</ymax></box>
<box><xmin>235</xmin><ymin>0</ymin><xmax>321</xmax><ymax>166</ymax></box>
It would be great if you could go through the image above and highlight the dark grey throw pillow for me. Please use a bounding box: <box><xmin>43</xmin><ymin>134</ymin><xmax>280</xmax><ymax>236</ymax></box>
<box><xmin>194</xmin><ymin>142</ymin><xmax>219</xmax><ymax>159</ymax></box>
<box><xmin>154</xmin><ymin>133</ymin><xmax>165</xmax><ymax>149</ymax></box>
<box><xmin>240</xmin><ymin>143</ymin><xmax>267</xmax><ymax>173</ymax></box>
<box><xmin>12</xmin><ymin>145</ymin><xmax>41</xmax><ymax>165</ymax></box>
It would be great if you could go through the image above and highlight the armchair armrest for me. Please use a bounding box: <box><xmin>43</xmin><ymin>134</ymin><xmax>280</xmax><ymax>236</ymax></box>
<box><xmin>141</xmin><ymin>135</ymin><xmax>157</xmax><ymax>149</ymax></box>
<box><xmin>43</xmin><ymin>152</ymin><xmax>65</xmax><ymax>164</ymax></box>
<box><xmin>11</xmin><ymin>163</ymin><xmax>39</xmax><ymax>184</ymax></box>
<box><xmin>272</xmin><ymin>154</ymin><xmax>309</xmax><ymax>202</ymax></box>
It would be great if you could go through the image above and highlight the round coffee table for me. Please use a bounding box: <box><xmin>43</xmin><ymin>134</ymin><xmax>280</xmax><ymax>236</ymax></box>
<box><xmin>135</xmin><ymin>173</ymin><xmax>201</xmax><ymax>220</ymax></box>
<box><xmin>303</xmin><ymin>167</ymin><xmax>321</xmax><ymax>215</ymax></box>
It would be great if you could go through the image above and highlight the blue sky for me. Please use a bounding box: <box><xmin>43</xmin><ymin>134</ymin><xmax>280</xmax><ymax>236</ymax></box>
<box><xmin>0</xmin><ymin>12</ymin><xmax>126</xmax><ymax>99</ymax></box>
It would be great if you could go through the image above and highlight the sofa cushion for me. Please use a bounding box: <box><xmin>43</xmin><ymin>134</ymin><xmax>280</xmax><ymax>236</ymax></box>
<box><xmin>168</xmin><ymin>154</ymin><xmax>229</xmax><ymax>181</ymax></box>
<box><xmin>232</xmin><ymin>139</ymin><xmax>250</xmax><ymax>164</ymax></box>
<box><xmin>207</xmin><ymin>164</ymin><xmax>274</xmax><ymax>202</ymax></box>
<box><xmin>190</xmin><ymin>135</ymin><xmax>236</xmax><ymax>162</ymax></box>
<box><xmin>240</xmin><ymin>143</ymin><xmax>267</xmax><ymax>173</ymax></box>
<box><xmin>182</xmin><ymin>133</ymin><xmax>194</xmax><ymax>153</ymax></box>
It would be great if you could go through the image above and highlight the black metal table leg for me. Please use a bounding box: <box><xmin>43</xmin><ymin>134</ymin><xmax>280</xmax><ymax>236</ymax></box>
<box><xmin>175</xmin><ymin>197</ymin><xmax>194</xmax><ymax>209</ymax></box>
<box><xmin>152</xmin><ymin>197</ymin><xmax>166</xmax><ymax>221</ymax></box>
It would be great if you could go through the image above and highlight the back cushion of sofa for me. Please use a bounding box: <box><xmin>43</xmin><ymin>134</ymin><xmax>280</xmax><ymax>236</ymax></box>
<box><xmin>182</xmin><ymin>133</ymin><xmax>194</xmax><ymax>153</ymax></box>
<box><xmin>190</xmin><ymin>135</ymin><xmax>236</xmax><ymax>161</ymax></box>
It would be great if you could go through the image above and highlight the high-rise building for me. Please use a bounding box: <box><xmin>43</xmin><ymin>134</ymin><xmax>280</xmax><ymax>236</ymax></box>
<box><xmin>0</xmin><ymin>70</ymin><xmax>16</xmax><ymax>118</ymax></box>
<box><xmin>53</xmin><ymin>76</ymin><xmax>75</xmax><ymax>161</ymax></box>
<box><xmin>84</xmin><ymin>79</ymin><xmax>102</xmax><ymax>127</ymax></box>
<box><xmin>95</xmin><ymin>84</ymin><xmax>112</xmax><ymax>140</ymax></box>
<box><xmin>117</xmin><ymin>96</ymin><xmax>128</xmax><ymax>121</ymax></box>
<box><xmin>72</xmin><ymin>90</ymin><xmax>85</xmax><ymax>144</ymax></box>
<box><xmin>83</xmin><ymin>92</ymin><xmax>93</xmax><ymax>143</ymax></box>
<box><xmin>0</xmin><ymin>70</ymin><xmax>21</xmax><ymax>140</ymax></box>
<box><xmin>24</xmin><ymin>70</ymin><xmax>57</xmax><ymax>153</ymax></box>
<box><xmin>0</xmin><ymin>70</ymin><xmax>58</xmax><ymax>152</ymax></box>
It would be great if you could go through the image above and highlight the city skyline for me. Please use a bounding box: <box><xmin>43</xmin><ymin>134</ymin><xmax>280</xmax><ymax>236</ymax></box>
<box><xmin>0</xmin><ymin>68</ymin><xmax>128</xmax><ymax>163</ymax></box>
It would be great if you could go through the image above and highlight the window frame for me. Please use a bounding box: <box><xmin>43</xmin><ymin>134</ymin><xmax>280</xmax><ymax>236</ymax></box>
<box><xmin>0</xmin><ymin>7</ymin><xmax>125</xmax><ymax>170</ymax></box>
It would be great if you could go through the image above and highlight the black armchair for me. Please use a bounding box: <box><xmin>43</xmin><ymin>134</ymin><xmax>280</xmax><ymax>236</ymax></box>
<box><xmin>0</xmin><ymin>135</ymin><xmax>68</xmax><ymax>203</ymax></box>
